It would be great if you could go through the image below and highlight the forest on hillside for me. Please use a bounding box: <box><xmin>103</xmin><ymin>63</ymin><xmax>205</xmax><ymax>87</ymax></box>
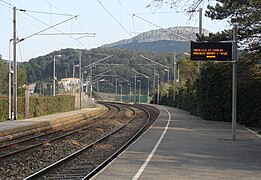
<box><xmin>0</xmin><ymin>45</ymin><xmax>260</xmax><ymax>127</ymax></box>
<box><xmin>23</xmin><ymin>48</ymin><xmax>194</xmax><ymax>95</ymax></box>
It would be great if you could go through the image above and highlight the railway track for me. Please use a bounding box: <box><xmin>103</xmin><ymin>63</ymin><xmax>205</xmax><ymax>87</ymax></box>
<box><xmin>0</xmin><ymin>102</ymin><xmax>159</xmax><ymax>179</ymax></box>
<box><xmin>24</xmin><ymin>103</ymin><xmax>149</xmax><ymax>179</ymax></box>
<box><xmin>0</xmin><ymin>104</ymin><xmax>118</xmax><ymax>159</ymax></box>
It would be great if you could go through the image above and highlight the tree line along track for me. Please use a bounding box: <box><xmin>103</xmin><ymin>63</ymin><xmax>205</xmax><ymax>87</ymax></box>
<box><xmin>0</xmin><ymin>102</ymin><xmax>159</xmax><ymax>179</ymax></box>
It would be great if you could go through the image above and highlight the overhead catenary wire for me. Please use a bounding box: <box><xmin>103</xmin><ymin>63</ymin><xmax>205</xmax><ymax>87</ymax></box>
<box><xmin>9</xmin><ymin>3</ymin><xmax>91</xmax><ymax>49</ymax></box>
<box><xmin>1</xmin><ymin>0</ymin><xmax>95</xmax><ymax>61</ymax></box>
<box><xmin>18</xmin><ymin>9</ymin><xmax>75</xmax><ymax>17</ymax></box>
<box><xmin>132</xmin><ymin>13</ymin><xmax>191</xmax><ymax>41</ymax></box>
<box><xmin>0</xmin><ymin>1</ymin><xmax>10</xmax><ymax>8</ymax></box>
<box><xmin>134</xmin><ymin>11</ymin><xmax>188</xmax><ymax>15</ymax></box>
<box><xmin>117</xmin><ymin>0</ymin><xmax>131</xmax><ymax>14</ymax></box>
<box><xmin>16</xmin><ymin>10</ymin><xmax>82</xmax><ymax>50</ymax></box>
<box><xmin>19</xmin><ymin>6</ymin><xmax>92</xmax><ymax>49</ymax></box>
<box><xmin>17</xmin><ymin>12</ymin><xmax>78</xmax><ymax>42</ymax></box>
<box><xmin>96</xmin><ymin>0</ymin><xmax>132</xmax><ymax>37</ymax></box>
<box><xmin>43</xmin><ymin>0</ymin><xmax>68</xmax><ymax>15</ymax></box>
<box><xmin>0</xmin><ymin>0</ymin><xmax>13</xmax><ymax>8</ymax></box>
<box><xmin>17</xmin><ymin>41</ymin><xmax>23</xmax><ymax>63</ymax></box>
<box><xmin>37</xmin><ymin>32</ymin><xmax>95</xmax><ymax>36</ymax></box>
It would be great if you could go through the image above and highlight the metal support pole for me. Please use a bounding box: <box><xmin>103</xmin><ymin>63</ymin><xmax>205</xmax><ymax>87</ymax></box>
<box><xmin>232</xmin><ymin>24</ymin><xmax>238</xmax><ymax>140</ymax></box>
<box><xmin>164</xmin><ymin>69</ymin><xmax>169</xmax><ymax>98</ymax></box>
<box><xmin>119</xmin><ymin>84</ymin><xmax>122</xmax><ymax>101</ymax></box>
<box><xmin>53</xmin><ymin>54</ymin><xmax>61</xmax><ymax>96</ymax></box>
<box><xmin>138</xmin><ymin>80</ymin><xmax>141</xmax><ymax>103</ymax></box>
<box><xmin>199</xmin><ymin>8</ymin><xmax>203</xmax><ymax>39</ymax></box>
<box><xmin>115</xmin><ymin>77</ymin><xmax>118</xmax><ymax>95</ymax></box>
<box><xmin>90</xmin><ymin>66</ymin><xmax>93</xmax><ymax>100</ymax></box>
<box><xmin>198</xmin><ymin>8</ymin><xmax>203</xmax><ymax>74</ymax></box>
<box><xmin>153</xmin><ymin>66</ymin><xmax>156</xmax><ymax>103</ymax></box>
<box><xmin>147</xmin><ymin>77</ymin><xmax>150</xmax><ymax>103</ymax></box>
<box><xmin>8</xmin><ymin>39</ymin><xmax>13</xmax><ymax>120</ymax></box>
<box><xmin>128</xmin><ymin>83</ymin><xmax>131</xmax><ymax>102</ymax></box>
<box><xmin>97</xmin><ymin>79</ymin><xmax>100</xmax><ymax>94</ymax></box>
<box><xmin>53</xmin><ymin>55</ymin><xmax>56</xmax><ymax>96</ymax></box>
<box><xmin>13</xmin><ymin>7</ymin><xmax>17</xmax><ymax>120</ymax></box>
<box><xmin>25</xmin><ymin>85</ymin><xmax>29</xmax><ymax>119</ymax></box>
<box><xmin>86</xmin><ymin>75</ymin><xmax>88</xmax><ymax>93</ymax></box>
<box><xmin>134</xmin><ymin>74</ymin><xmax>137</xmax><ymax>103</ymax></box>
<box><xmin>157</xmin><ymin>74</ymin><xmax>160</xmax><ymax>104</ymax></box>
<box><xmin>173</xmin><ymin>52</ymin><xmax>177</xmax><ymax>102</ymax></box>
<box><xmin>73</xmin><ymin>62</ymin><xmax>75</xmax><ymax>78</ymax></box>
<box><xmin>79</xmin><ymin>50</ymin><xmax>82</xmax><ymax>109</ymax></box>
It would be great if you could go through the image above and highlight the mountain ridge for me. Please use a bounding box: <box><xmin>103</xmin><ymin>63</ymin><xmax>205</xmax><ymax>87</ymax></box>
<box><xmin>102</xmin><ymin>26</ymin><xmax>210</xmax><ymax>49</ymax></box>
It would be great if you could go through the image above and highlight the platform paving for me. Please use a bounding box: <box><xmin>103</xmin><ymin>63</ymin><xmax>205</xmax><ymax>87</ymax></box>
<box><xmin>94</xmin><ymin>105</ymin><xmax>261</xmax><ymax>180</ymax></box>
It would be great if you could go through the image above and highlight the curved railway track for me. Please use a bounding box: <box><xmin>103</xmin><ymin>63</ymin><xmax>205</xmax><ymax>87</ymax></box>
<box><xmin>0</xmin><ymin>102</ymin><xmax>159</xmax><ymax>180</ymax></box>
<box><xmin>0</xmin><ymin>104</ymin><xmax>118</xmax><ymax>159</ymax></box>
<box><xmin>24</xmin><ymin>103</ymin><xmax>150</xmax><ymax>179</ymax></box>
<box><xmin>0</xmin><ymin>105</ymin><xmax>110</xmax><ymax>146</ymax></box>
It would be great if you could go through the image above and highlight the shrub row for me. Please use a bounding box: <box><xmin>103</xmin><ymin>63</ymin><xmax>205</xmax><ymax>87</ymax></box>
<box><xmin>160</xmin><ymin>62</ymin><xmax>261</xmax><ymax>127</ymax></box>
<box><xmin>0</xmin><ymin>95</ymin><xmax>75</xmax><ymax>121</ymax></box>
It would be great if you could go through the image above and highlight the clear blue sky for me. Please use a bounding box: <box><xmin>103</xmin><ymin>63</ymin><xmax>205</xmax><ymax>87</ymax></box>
<box><xmin>0</xmin><ymin>0</ymin><xmax>229</xmax><ymax>61</ymax></box>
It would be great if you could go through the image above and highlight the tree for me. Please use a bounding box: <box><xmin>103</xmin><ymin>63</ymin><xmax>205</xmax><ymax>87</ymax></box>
<box><xmin>206</xmin><ymin>0</ymin><xmax>261</xmax><ymax>55</ymax></box>
<box><xmin>17</xmin><ymin>65</ymin><xmax>27</xmax><ymax>87</ymax></box>
<box><xmin>150</xmin><ymin>0</ymin><xmax>261</xmax><ymax>56</ymax></box>
<box><xmin>148</xmin><ymin>0</ymin><xmax>205</xmax><ymax>11</ymax></box>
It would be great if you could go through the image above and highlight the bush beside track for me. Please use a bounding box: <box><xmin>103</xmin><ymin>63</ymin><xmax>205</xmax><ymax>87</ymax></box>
<box><xmin>0</xmin><ymin>95</ymin><xmax>75</xmax><ymax>121</ymax></box>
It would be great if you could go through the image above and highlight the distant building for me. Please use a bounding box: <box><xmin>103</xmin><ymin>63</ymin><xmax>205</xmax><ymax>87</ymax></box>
<box><xmin>59</xmin><ymin>78</ymin><xmax>80</xmax><ymax>95</ymax></box>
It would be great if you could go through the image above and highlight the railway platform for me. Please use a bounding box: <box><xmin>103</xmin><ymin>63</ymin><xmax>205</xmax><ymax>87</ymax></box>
<box><xmin>94</xmin><ymin>105</ymin><xmax>261</xmax><ymax>180</ymax></box>
<box><xmin>0</xmin><ymin>105</ymin><xmax>106</xmax><ymax>142</ymax></box>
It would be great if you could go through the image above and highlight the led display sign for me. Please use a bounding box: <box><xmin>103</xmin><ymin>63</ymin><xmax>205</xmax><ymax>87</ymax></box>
<box><xmin>191</xmin><ymin>42</ymin><xmax>232</xmax><ymax>61</ymax></box>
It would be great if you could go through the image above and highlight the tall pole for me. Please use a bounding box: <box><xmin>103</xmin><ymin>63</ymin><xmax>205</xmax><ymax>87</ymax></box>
<box><xmin>53</xmin><ymin>54</ymin><xmax>61</xmax><ymax>96</ymax></box>
<box><xmin>232</xmin><ymin>24</ymin><xmax>238</xmax><ymax>140</ymax></box>
<box><xmin>86</xmin><ymin>74</ymin><xmax>88</xmax><ymax>93</ymax></box>
<box><xmin>198</xmin><ymin>8</ymin><xmax>203</xmax><ymax>74</ymax></box>
<box><xmin>134</xmin><ymin>74</ymin><xmax>137</xmax><ymax>103</ymax></box>
<box><xmin>73</xmin><ymin>62</ymin><xmax>75</xmax><ymax>78</ymax></box>
<box><xmin>13</xmin><ymin>7</ymin><xmax>17</xmax><ymax>120</ymax></box>
<box><xmin>138</xmin><ymin>80</ymin><xmax>141</xmax><ymax>103</ymax></box>
<box><xmin>97</xmin><ymin>79</ymin><xmax>100</xmax><ymax>94</ymax></box>
<box><xmin>90</xmin><ymin>65</ymin><xmax>93</xmax><ymax>100</ymax></box>
<box><xmin>128</xmin><ymin>83</ymin><xmax>131</xmax><ymax>102</ymax></box>
<box><xmin>157</xmin><ymin>74</ymin><xmax>160</xmax><ymax>104</ymax></box>
<box><xmin>119</xmin><ymin>84</ymin><xmax>122</xmax><ymax>101</ymax></box>
<box><xmin>8</xmin><ymin>39</ymin><xmax>13</xmax><ymax>120</ymax></box>
<box><xmin>164</xmin><ymin>69</ymin><xmax>169</xmax><ymax>98</ymax></box>
<box><xmin>79</xmin><ymin>50</ymin><xmax>82</xmax><ymax>109</ymax></box>
<box><xmin>147</xmin><ymin>77</ymin><xmax>149</xmax><ymax>103</ymax></box>
<box><xmin>53</xmin><ymin>55</ymin><xmax>56</xmax><ymax>96</ymax></box>
<box><xmin>153</xmin><ymin>66</ymin><xmax>156</xmax><ymax>104</ymax></box>
<box><xmin>155</xmin><ymin>73</ymin><xmax>160</xmax><ymax>104</ymax></box>
<box><xmin>173</xmin><ymin>52</ymin><xmax>177</xmax><ymax>102</ymax></box>
<box><xmin>115</xmin><ymin>77</ymin><xmax>118</xmax><ymax>95</ymax></box>
<box><xmin>199</xmin><ymin>8</ymin><xmax>203</xmax><ymax>39</ymax></box>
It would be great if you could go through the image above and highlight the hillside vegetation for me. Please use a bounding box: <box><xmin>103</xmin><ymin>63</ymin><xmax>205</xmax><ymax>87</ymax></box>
<box><xmin>21</xmin><ymin>47</ymin><xmax>261</xmax><ymax>127</ymax></box>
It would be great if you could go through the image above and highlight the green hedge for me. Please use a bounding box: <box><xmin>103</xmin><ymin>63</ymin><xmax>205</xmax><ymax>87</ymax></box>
<box><xmin>0</xmin><ymin>96</ymin><xmax>8</xmax><ymax>121</ymax></box>
<box><xmin>160</xmin><ymin>62</ymin><xmax>261</xmax><ymax>128</ymax></box>
<box><xmin>0</xmin><ymin>95</ymin><xmax>75</xmax><ymax>121</ymax></box>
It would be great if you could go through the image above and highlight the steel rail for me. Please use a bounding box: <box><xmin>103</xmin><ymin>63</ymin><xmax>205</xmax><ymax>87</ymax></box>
<box><xmin>0</xmin><ymin>104</ymin><xmax>119</xmax><ymax>159</ymax></box>
<box><xmin>23</xmin><ymin>103</ymin><xmax>144</xmax><ymax>179</ymax></box>
<box><xmin>83</xmin><ymin>103</ymin><xmax>151</xmax><ymax>179</ymax></box>
<box><xmin>0</xmin><ymin>105</ymin><xmax>110</xmax><ymax>145</ymax></box>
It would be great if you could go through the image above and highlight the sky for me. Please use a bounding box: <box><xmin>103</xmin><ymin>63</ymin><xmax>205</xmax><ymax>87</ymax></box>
<box><xmin>0</xmin><ymin>0</ymin><xmax>230</xmax><ymax>61</ymax></box>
